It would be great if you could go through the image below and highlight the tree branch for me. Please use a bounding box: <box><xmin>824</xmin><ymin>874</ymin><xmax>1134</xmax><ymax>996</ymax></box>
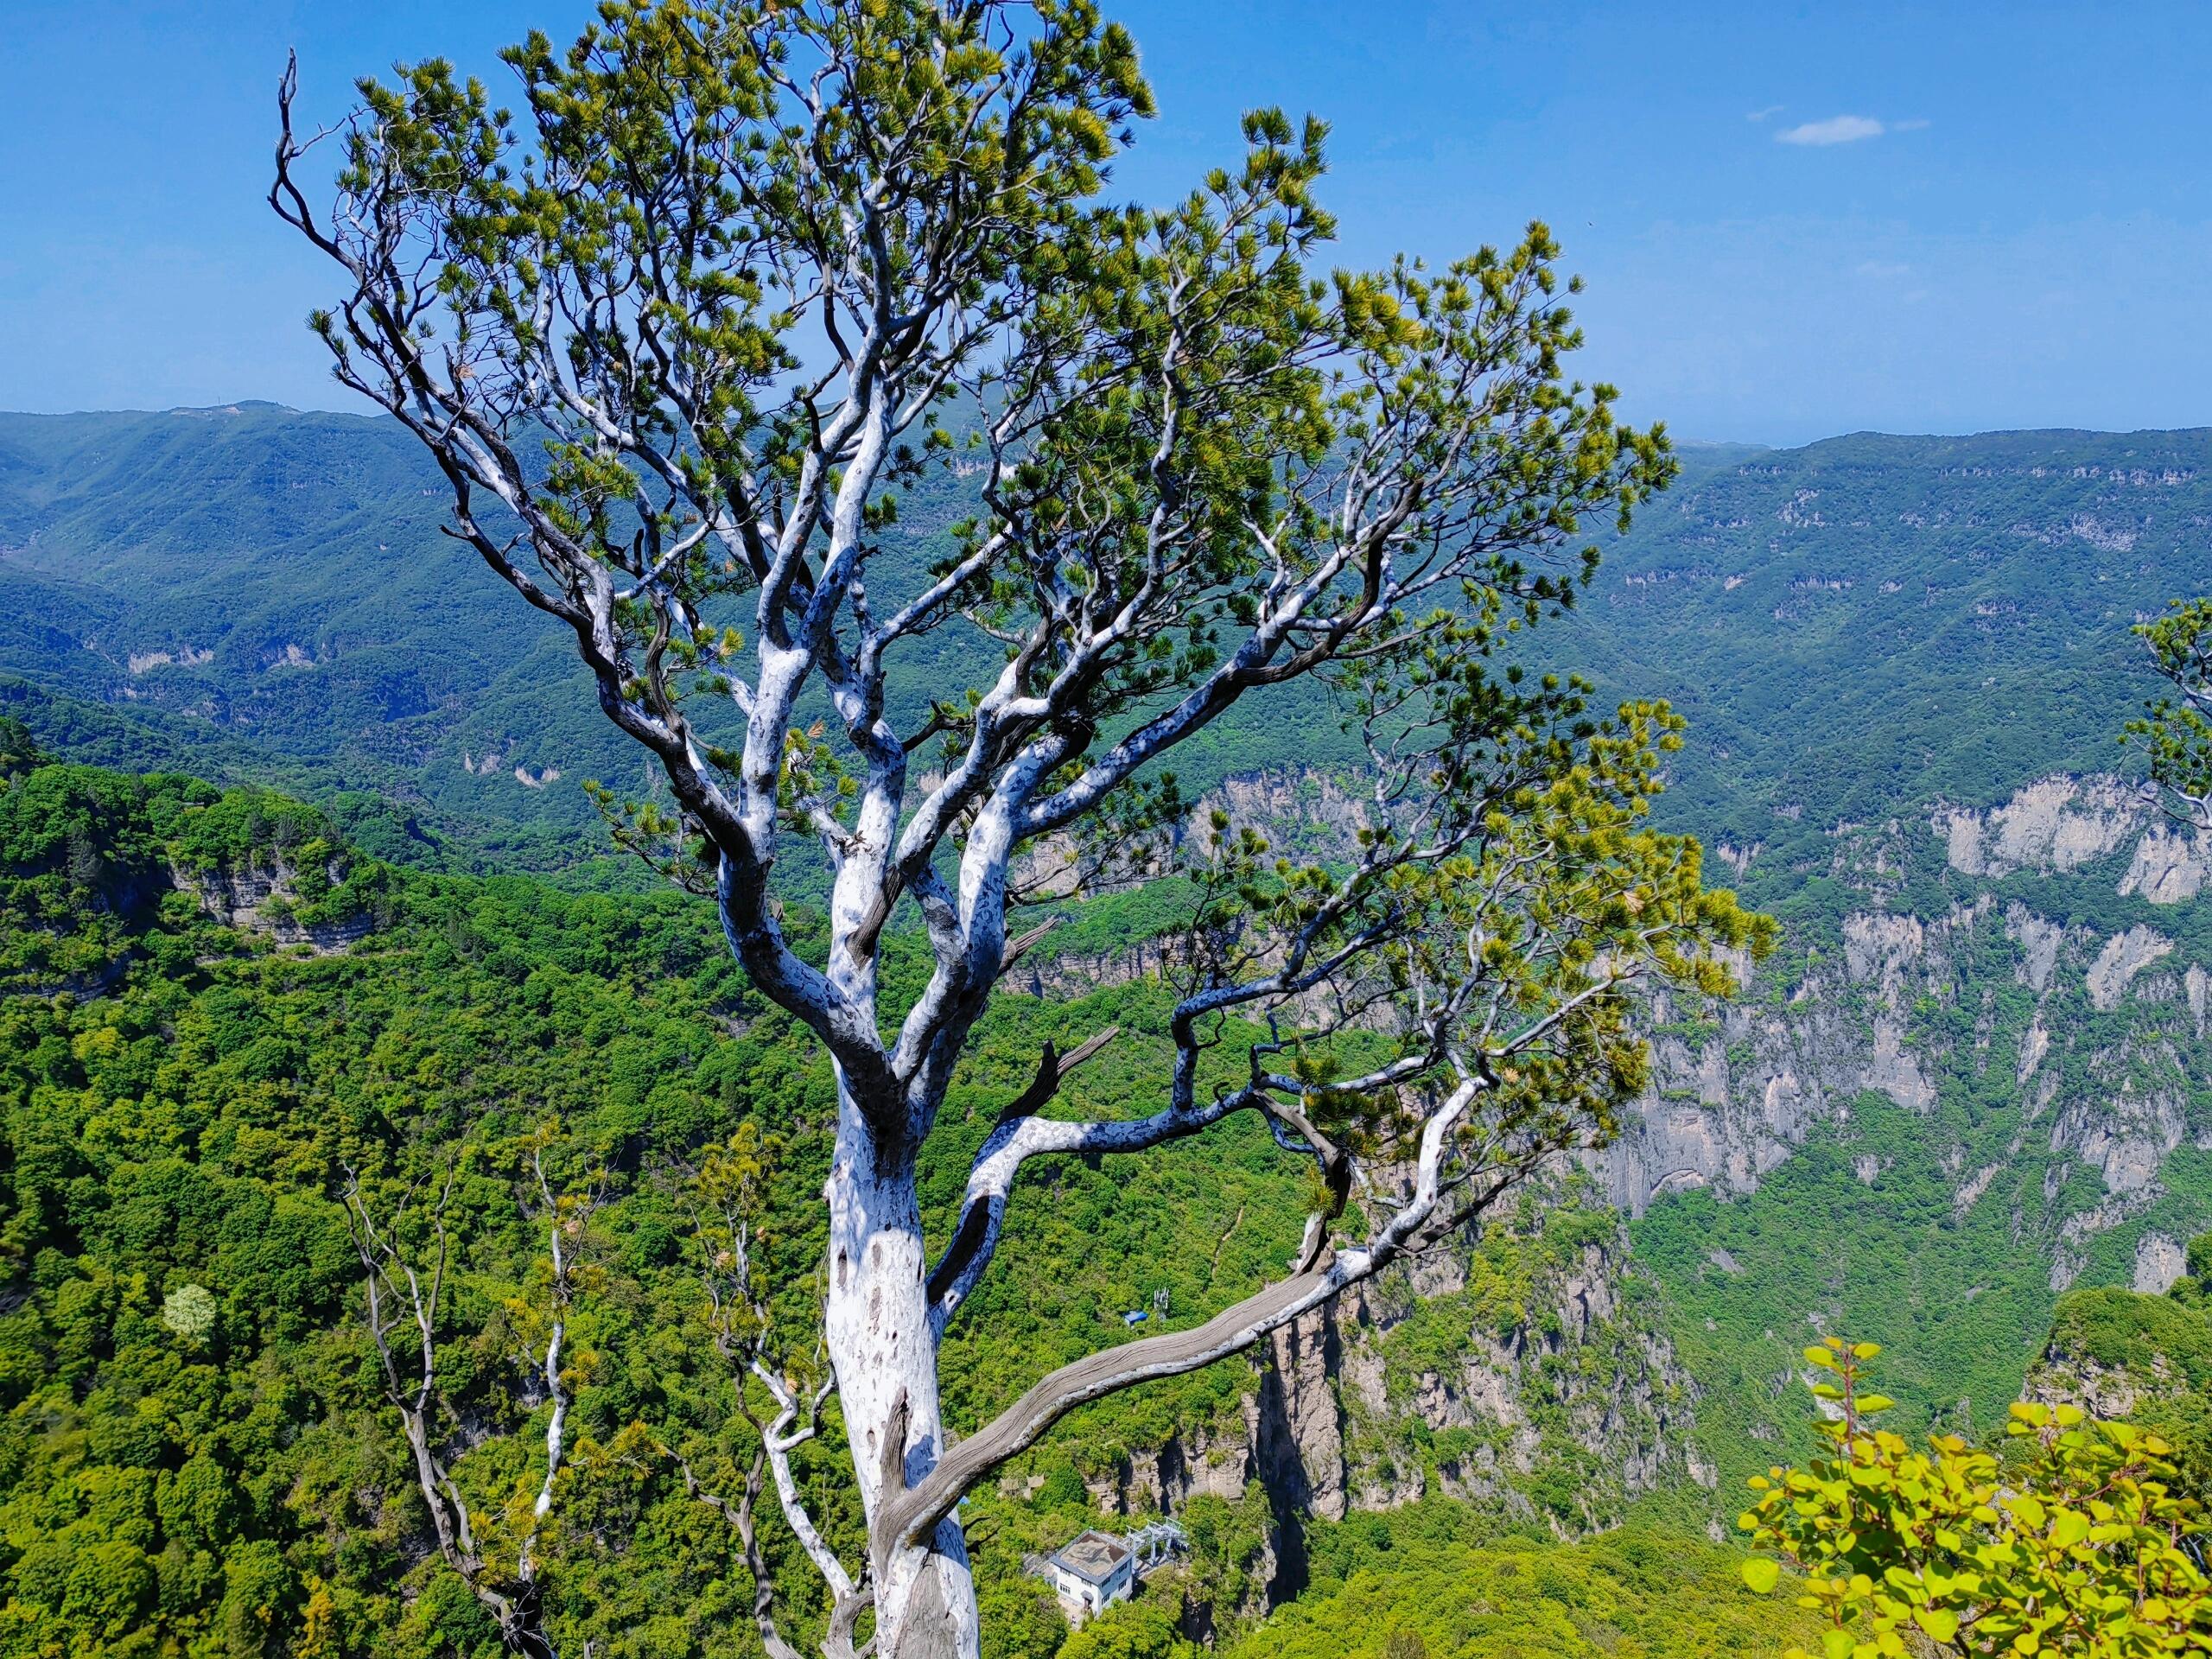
<box><xmin>343</xmin><ymin>1166</ymin><xmax>560</xmax><ymax>1659</ymax></box>
<box><xmin>887</xmin><ymin>1076</ymin><xmax>1489</xmax><ymax>1555</ymax></box>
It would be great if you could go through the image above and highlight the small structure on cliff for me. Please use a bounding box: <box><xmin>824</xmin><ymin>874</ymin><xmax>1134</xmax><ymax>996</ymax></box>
<box><xmin>1041</xmin><ymin>1520</ymin><xmax>1188</xmax><ymax>1622</ymax></box>
<box><xmin>1045</xmin><ymin>1530</ymin><xmax>1134</xmax><ymax>1620</ymax></box>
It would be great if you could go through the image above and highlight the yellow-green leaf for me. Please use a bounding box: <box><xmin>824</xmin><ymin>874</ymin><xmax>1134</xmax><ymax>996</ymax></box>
<box><xmin>1916</xmin><ymin>1609</ymin><xmax>1960</xmax><ymax>1644</ymax></box>
<box><xmin>1743</xmin><ymin>1558</ymin><xmax>1783</xmax><ymax>1594</ymax></box>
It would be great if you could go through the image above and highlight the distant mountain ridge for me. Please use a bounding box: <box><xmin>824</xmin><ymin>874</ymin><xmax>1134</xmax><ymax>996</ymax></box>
<box><xmin>0</xmin><ymin>404</ymin><xmax>589</xmax><ymax>798</ymax></box>
<box><xmin>3</xmin><ymin>408</ymin><xmax>2202</xmax><ymax>862</ymax></box>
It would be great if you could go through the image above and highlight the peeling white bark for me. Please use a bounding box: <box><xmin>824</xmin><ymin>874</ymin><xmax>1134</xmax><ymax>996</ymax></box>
<box><xmin>823</xmin><ymin>1073</ymin><xmax>977</xmax><ymax>1658</ymax></box>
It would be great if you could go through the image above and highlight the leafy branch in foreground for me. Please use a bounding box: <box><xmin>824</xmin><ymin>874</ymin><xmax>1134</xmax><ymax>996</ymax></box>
<box><xmin>1738</xmin><ymin>1338</ymin><xmax>2212</xmax><ymax>1659</ymax></box>
<box><xmin>273</xmin><ymin>2</ymin><xmax>1761</xmax><ymax>1651</ymax></box>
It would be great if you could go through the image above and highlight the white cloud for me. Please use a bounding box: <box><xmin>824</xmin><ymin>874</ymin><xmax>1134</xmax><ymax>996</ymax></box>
<box><xmin>1776</xmin><ymin>114</ymin><xmax>1887</xmax><ymax>147</ymax></box>
<box><xmin>1747</xmin><ymin>105</ymin><xmax>1784</xmax><ymax>123</ymax></box>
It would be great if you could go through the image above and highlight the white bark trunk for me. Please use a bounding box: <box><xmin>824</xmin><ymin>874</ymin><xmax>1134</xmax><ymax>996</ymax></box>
<box><xmin>823</xmin><ymin>1072</ymin><xmax>978</xmax><ymax>1659</ymax></box>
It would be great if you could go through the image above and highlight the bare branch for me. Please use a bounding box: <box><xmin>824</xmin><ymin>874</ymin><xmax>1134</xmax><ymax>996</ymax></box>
<box><xmin>887</xmin><ymin>1076</ymin><xmax>1491</xmax><ymax>1554</ymax></box>
<box><xmin>343</xmin><ymin>1166</ymin><xmax>559</xmax><ymax>1659</ymax></box>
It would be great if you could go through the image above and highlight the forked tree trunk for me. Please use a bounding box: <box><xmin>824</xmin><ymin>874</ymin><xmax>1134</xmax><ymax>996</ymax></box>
<box><xmin>269</xmin><ymin>23</ymin><xmax>1702</xmax><ymax>1653</ymax></box>
<box><xmin>823</xmin><ymin>1077</ymin><xmax>978</xmax><ymax>1659</ymax></box>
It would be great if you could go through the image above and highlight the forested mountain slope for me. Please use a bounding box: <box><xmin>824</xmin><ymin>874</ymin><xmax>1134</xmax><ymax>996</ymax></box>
<box><xmin>1560</xmin><ymin>428</ymin><xmax>2212</xmax><ymax>1483</ymax></box>
<box><xmin>1578</xmin><ymin>428</ymin><xmax>2212</xmax><ymax>887</ymax></box>
<box><xmin>14</xmin><ymin>410</ymin><xmax>2201</xmax><ymax>877</ymax></box>
<box><xmin>8</xmin><ymin>409</ymin><xmax>2212</xmax><ymax>1650</ymax></box>
<box><xmin>9</xmin><ymin>407</ymin><xmax>2202</xmax><ymax>836</ymax></box>
<box><xmin>0</xmin><ymin>752</ymin><xmax>1781</xmax><ymax>1656</ymax></box>
<box><xmin>0</xmin><ymin>406</ymin><xmax>618</xmax><ymax>865</ymax></box>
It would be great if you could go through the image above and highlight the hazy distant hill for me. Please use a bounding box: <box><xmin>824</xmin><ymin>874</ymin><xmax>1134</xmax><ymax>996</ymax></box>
<box><xmin>2</xmin><ymin>406</ymin><xmax>2206</xmax><ymax>878</ymax></box>
<box><xmin>0</xmin><ymin>404</ymin><xmax>618</xmax><ymax>855</ymax></box>
<box><xmin>0</xmin><ymin>404</ymin><xmax>1363</xmax><ymax>866</ymax></box>
<box><xmin>1577</xmin><ymin>428</ymin><xmax>2212</xmax><ymax>896</ymax></box>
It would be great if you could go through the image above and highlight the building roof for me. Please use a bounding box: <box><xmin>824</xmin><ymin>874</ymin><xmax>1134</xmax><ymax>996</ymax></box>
<box><xmin>1049</xmin><ymin>1529</ymin><xmax>1132</xmax><ymax>1586</ymax></box>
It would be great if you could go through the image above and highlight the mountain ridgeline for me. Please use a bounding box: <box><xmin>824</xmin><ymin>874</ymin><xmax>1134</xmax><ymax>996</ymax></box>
<box><xmin>3</xmin><ymin>411</ymin><xmax>2202</xmax><ymax>871</ymax></box>
<box><xmin>4</xmin><ymin>409</ymin><xmax>2212</xmax><ymax>1656</ymax></box>
<box><xmin>9</xmin><ymin>416</ymin><xmax>2202</xmax><ymax>858</ymax></box>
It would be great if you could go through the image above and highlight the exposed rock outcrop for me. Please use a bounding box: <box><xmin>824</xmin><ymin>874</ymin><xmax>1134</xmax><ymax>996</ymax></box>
<box><xmin>2134</xmin><ymin>1233</ymin><xmax>2188</xmax><ymax>1295</ymax></box>
<box><xmin>1066</xmin><ymin>1204</ymin><xmax>1701</xmax><ymax>1607</ymax></box>
<box><xmin>181</xmin><ymin>856</ymin><xmax>374</xmax><ymax>949</ymax></box>
<box><xmin>2120</xmin><ymin>828</ymin><xmax>2209</xmax><ymax>904</ymax></box>
<box><xmin>2027</xmin><ymin>1297</ymin><xmax>2208</xmax><ymax>1420</ymax></box>
<box><xmin>1589</xmin><ymin>899</ymin><xmax>1967</xmax><ymax>1215</ymax></box>
<box><xmin>1935</xmin><ymin>776</ymin><xmax>2145</xmax><ymax>880</ymax></box>
<box><xmin>2031</xmin><ymin>1349</ymin><xmax>2183</xmax><ymax>1420</ymax></box>
<box><xmin>2088</xmin><ymin>927</ymin><xmax>2175</xmax><ymax>1011</ymax></box>
<box><xmin>1592</xmin><ymin>779</ymin><xmax>2212</xmax><ymax>1248</ymax></box>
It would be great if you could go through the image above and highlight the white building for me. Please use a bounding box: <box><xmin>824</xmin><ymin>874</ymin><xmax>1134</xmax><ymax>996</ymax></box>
<box><xmin>1046</xmin><ymin>1529</ymin><xmax>1135</xmax><ymax>1621</ymax></box>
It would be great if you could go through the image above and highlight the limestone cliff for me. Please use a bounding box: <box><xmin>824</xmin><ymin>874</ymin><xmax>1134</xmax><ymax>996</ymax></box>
<box><xmin>1024</xmin><ymin>765</ymin><xmax>2212</xmax><ymax>1582</ymax></box>
<box><xmin>1595</xmin><ymin>774</ymin><xmax>2212</xmax><ymax>1294</ymax></box>
<box><xmin>181</xmin><ymin>853</ymin><xmax>376</xmax><ymax>948</ymax></box>
<box><xmin>1053</xmin><ymin>1195</ymin><xmax>1704</xmax><ymax>1606</ymax></box>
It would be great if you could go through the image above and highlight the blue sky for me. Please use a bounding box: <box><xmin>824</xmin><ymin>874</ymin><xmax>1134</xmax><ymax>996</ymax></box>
<box><xmin>2</xmin><ymin>0</ymin><xmax>2207</xmax><ymax>444</ymax></box>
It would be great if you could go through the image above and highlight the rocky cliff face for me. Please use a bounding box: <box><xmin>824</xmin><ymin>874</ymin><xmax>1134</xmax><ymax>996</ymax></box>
<box><xmin>181</xmin><ymin>855</ymin><xmax>376</xmax><ymax>949</ymax></box>
<box><xmin>1054</xmin><ymin>1196</ymin><xmax>1706</xmax><ymax>1608</ymax></box>
<box><xmin>1596</xmin><ymin>774</ymin><xmax>2212</xmax><ymax>1292</ymax></box>
<box><xmin>1006</xmin><ymin>767</ymin><xmax>1376</xmax><ymax>1001</ymax></box>
<box><xmin>1030</xmin><ymin>766</ymin><xmax>2212</xmax><ymax>1290</ymax></box>
<box><xmin>2027</xmin><ymin>1342</ymin><xmax>2188</xmax><ymax>1421</ymax></box>
<box><xmin>1027</xmin><ymin>765</ymin><xmax>2212</xmax><ymax>1590</ymax></box>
